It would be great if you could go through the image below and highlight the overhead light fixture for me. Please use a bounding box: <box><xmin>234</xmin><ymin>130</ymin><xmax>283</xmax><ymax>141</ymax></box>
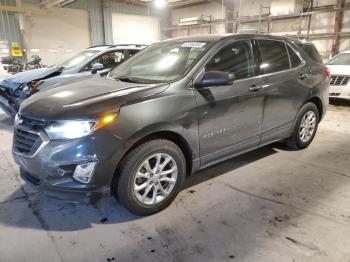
<box><xmin>154</xmin><ymin>0</ymin><xmax>167</xmax><ymax>8</ymax></box>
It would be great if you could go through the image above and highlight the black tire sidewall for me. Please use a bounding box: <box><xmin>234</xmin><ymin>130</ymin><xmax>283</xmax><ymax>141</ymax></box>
<box><xmin>117</xmin><ymin>139</ymin><xmax>186</xmax><ymax>215</ymax></box>
<box><xmin>292</xmin><ymin>103</ymin><xmax>320</xmax><ymax>149</ymax></box>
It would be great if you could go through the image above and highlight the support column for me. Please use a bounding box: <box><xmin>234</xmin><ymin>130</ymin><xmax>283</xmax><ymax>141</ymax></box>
<box><xmin>101</xmin><ymin>0</ymin><xmax>107</xmax><ymax>45</ymax></box>
<box><xmin>15</xmin><ymin>0</ymin><xmax>27</xmax><ymax>61</ymax></box>
<box><xmin>331</xmin><ymin>0</ymin><xmax>345</xmax><ymax>56</ymax></box>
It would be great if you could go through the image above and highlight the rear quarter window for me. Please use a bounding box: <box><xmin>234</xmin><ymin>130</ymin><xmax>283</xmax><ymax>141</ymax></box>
<box><xmin>287</xmin><ymin>45</ymin><xmax>303</xmax><ymax>68</ymax></box>
<box><xmin>294</xmin><ymin>42</ymin><xmax>322</xmax><ymax>63</ymax></box>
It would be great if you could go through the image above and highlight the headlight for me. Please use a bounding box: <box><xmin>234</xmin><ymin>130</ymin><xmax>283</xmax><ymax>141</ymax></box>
<box><xmin>21</xmin><ymin>84</ymin><xmax>30</xmax><ymax>92</ymax></box>
<box><xmin>14</xmin><ymin>114</ymin><xmax>21</xmax><ymax>126</ymax></box>
<box><xmin>44</xmin><ymin>113</ymin><xmax>117</xmax><ymax>140</ymax></box>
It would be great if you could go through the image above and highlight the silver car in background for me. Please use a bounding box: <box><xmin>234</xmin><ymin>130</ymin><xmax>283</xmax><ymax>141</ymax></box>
<box><xmin>326</xmin><ymin>51</ymin><xmax>350</xmax><ymax>99</ymax></box>
<box><xmin>0</xmin><ymin>44</ymin><xmax>147</xmax><ymax>117</ymax></box>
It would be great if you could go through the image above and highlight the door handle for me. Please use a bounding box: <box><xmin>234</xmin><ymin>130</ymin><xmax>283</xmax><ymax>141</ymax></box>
<box><xmin>249</xmin><ymin>83</ymin><xmax>263</xmax><ymax>92</ymax></box>
<box><xmin>298</xmin><ymin>73</ymin><xmax>308</xmax><ymax>80</ymax></box>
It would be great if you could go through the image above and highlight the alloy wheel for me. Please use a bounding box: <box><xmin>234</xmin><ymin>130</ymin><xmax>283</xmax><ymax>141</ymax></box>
<box><xmin>133</xmin><ymin>153</ymin><xmax>178</xmax><ymax>205</ymax></box>
<box><xmin>299</xmin><ymin>111</ymin><xmax>316</xmax><ymax>143</ymax></box>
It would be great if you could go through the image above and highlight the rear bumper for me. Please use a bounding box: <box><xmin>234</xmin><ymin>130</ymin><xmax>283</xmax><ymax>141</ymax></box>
<box><xmin>329</xmin><ymin>85</ymin><xmax>350</xmax><ymax>99</ymax></box>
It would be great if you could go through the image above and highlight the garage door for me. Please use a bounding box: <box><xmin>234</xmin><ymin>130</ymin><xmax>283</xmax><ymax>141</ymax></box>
<box><xmin>112</xmin><ymin>13</ymin><xmax>160</xmax><ymax>45</ymax></box>
<box><xmin>24</xmin><ymin>8</ymin><xmax>90</xmax><ymax>66</ymax></box>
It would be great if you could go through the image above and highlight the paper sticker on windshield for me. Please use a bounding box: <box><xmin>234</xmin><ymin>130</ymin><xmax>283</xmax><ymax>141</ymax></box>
<box><xmin>181</xmin><ymin>42</ymin><xmax>206</xmax><ymax>48</ymax></box>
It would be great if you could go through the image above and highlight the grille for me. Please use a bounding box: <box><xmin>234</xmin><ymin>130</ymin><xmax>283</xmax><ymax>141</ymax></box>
<box><xmin>330</xmin><ymin>93</ymin><xmax>340</xmax><ymax>96</ymax></box>
<box><xmin>14</xmin><ymin>129</ymin><xmax>43</xmax><ymax>156</ymax></box>
<box><xmin>19</xmin><ymin>115</ymin><xmax>48</xmax><ymax>130</ymax></box>
<box><xmin>330</xmin><ymin>75</ymin><xmax>350</xmax><ymax>86</ymax></box>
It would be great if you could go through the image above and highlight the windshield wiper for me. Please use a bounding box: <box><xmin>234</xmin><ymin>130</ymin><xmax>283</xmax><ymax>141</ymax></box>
<box><xmin>113</xmin><ymin>76</ymin><xmax>151</xmax><ymax>84</ymax></box>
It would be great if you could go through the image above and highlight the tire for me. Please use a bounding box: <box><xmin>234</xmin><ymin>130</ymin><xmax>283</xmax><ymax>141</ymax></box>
<box><xmin>286</xmin><ymin>102</ymin><xmax>320</xmax><ymax>150</ymax></box>
<box><xmin>114</xmin><ymin>139</ymin><xmax>186</xmax><ymax>216</ymax></box>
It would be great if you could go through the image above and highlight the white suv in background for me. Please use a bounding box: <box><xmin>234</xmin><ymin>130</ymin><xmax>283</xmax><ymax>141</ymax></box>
<box><xmin>326</xmin><ymin>51</ymin><xmax>350</xmax><ymax>99</ymax></box>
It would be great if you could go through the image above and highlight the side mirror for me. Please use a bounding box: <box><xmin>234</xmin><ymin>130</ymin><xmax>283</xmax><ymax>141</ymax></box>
<box><xmin>195</xmin><ymin>71</ymin><xmax>235</xmax><ymax>88</ymax></box>
<box><xmin>91</xmin><ymin>63</ymin><xmax>104</xmax><ymax>74</ymax></box>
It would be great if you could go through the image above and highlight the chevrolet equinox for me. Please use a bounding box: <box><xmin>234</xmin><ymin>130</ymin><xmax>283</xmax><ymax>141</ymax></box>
<box><xmin>13</xmin><ymin>34</ymin><xmax>329</xmax><ymax>215</ymax></box>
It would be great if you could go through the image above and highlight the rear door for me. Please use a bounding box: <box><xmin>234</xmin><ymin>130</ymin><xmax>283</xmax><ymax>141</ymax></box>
<box><xmin>256</xmin><ymin>39</ymin><xmax>312</xmax><ymax>144</ymax></box>
<box><xmin>294</xmin><ymin>42</ymin><xmax>327</xmax><ymax>96</ymax></box>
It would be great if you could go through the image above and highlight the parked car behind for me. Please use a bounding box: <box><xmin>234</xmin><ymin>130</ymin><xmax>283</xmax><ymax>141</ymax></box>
<box><xmin>0</xmin><ymin>44</ymin><xmax>146</xmax><ymax>117</ymax></box>
<box><xmin>326</xmin><ymin>51</ymin><xmax>350</xmax><ymax>99</ymax></box>
<box><xmin>13</xmin><ymin>34</ymin><xmax>329</xmax><ymax>215</ymax></box>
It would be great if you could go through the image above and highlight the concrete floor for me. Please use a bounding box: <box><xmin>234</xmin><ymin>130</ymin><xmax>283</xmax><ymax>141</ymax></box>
<box><xmin>1</xmin><ymin>100</ymin><xmax>350</xmax><ymax>262</ymax></box>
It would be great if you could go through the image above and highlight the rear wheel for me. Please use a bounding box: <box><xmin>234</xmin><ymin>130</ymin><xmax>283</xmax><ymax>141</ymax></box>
<box><xmin>114</xmin><ymin>139</ymin><xmax>186</xmax><ymax>216</ymax></box>
<box><xmin>286</xmin><ymin>102</ymin><xmax>319</xmax><ymax>150</ymax></box>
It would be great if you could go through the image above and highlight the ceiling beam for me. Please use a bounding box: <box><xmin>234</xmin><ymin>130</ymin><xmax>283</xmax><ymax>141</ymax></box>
<box><xmin>112</xmin><ymin>0</ymin><xmax>148</xmax><ymax>7</ymax></box>
<box><xmin>169</xmin><ymin>0</ymin><xmax>211</xmax><ymax>8</ymax></box>
<box><xmin>0</xmin><ymin>4</ymin><xmax>49</xmax><ymax>14</ymax></box>
<box><xmin>41</xmin><ymin>0</ymin><xmax>66</xmax><ymax>8</ymax></box>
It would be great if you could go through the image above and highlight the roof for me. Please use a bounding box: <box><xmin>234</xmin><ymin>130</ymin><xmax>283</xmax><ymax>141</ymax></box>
<box><xmin>87</xmin><ymin>45</ymin><xmax>112</xmax><ymax>51</ymax></box>
<box><xmin>87</xmin><ymin>44</ymin><xmax>147</xmax><ymax>51</ymax></box>
<box><xmin>161</xmin><ymin>33</ymin><xmax>312</xmax><ymax>44</ymax></box>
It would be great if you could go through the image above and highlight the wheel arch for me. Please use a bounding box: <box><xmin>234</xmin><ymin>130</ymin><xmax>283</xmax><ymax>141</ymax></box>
<box><xmin>307</xmin><ymin>96</ymin><xmax>323</xmax><ymax>120</ymax></box>
<box><xmin>111</xmin><ymin>130</ymin><xmax>195</xmax><ymax>195</ymax></box>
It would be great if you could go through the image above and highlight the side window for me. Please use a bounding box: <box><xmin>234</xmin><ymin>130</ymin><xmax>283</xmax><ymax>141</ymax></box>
<box><xmin>83</xmin><ymin>57</ymin><xmax>99</xmax><ymax>71</ymax></box>
<box><xmin>258</xmin><ymin>39</ymin><xmax>290</xmax><ymax>74</ymax></box>
<box><xmin>287</xmin><ymin>45</ymin><xmax>302</xmax><ymax>68</ymax></box>
<box><xmin>100</xmin><ymin>51</ymin><xmax>125</xmax><ymax>69</ymax></box>
<box><xmin>83</xmin><ymin>51</ymin><xmax>125</xmax><ymax>71</ymax></box>
<box><xmin>127</xmin><ymin>49</ymin><xmax>139</xmax><ymax>58</ymax></box>
<box><xmin>205</xmin><ymin>41</ymin><xmax>255</xmax><ymax>80</ymax></box>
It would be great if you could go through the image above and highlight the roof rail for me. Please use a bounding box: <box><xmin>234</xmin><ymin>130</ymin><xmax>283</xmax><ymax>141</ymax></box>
<box><xmin>109</xmin><ymin>44</ymin><xmax>148</xmax><ymax>48</ymax></box>
<box><xmin>87</xmin><ymin>45</ymin><xmax>114</xmax><ymax>49</ymax></box>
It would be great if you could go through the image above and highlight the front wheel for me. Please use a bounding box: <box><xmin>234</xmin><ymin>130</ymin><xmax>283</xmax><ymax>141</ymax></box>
<box><xmin>114</xmin><ymin>139</ymin><xmax>186</xmax><ymax>216</ymax></box>
<box><xmin>286</xmin><ymin>102</ymin><xmax>320</xmax><ymax>150</ymax></box>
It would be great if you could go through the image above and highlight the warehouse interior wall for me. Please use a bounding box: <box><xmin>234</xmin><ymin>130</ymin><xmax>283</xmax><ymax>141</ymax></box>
<box><xmin>0</xmin><ymin>0</ymin><xmax>167</xmax><ymax>64</ymax></box>
<box><xmin>66</xmin><ymin>0</ymin><xmax>168</xmax><ymax>45</ymax></box>
<box><xmin>112</xmin><ymin>13</ymin><xmax>160</xmax><ymax>44</ymax></box>
<box><xmin>171</xmin><ymin>2</ymin><xmax>226</xmax><ymax>37</ymax></box>
<box><xmin>170</xmin><ymin>0</ymin><xmax>350</xmax><ymax>59</ymax></box>
<box><xmin>1</xmin><ymin>0</ymin><xmax>350</xmax><ymax>62</ymax></box>
<box><xmin>0</xmin><ymin>0</ymin><xmax>22</xmax><ymax>49</ymax></box>
<box><xmin>23</xmin><ymin>7</ymin><xmax>90</xmax><ymax>65</ymax></box>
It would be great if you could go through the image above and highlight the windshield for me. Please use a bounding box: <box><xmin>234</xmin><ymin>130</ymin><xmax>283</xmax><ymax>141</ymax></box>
<box><xmin>55</xmin><ymin>50</ymin><xmax>99</xmax><ymax>70</ymax></box>
<box><xmin>327</xmin><ymin>53</ymin><xmax>350</xmax><ymax>65</ymax></box>
<box><xmin>108</xmin><ymin>41</ymin><xmax>210</xmax><ymax>83</ymax></box>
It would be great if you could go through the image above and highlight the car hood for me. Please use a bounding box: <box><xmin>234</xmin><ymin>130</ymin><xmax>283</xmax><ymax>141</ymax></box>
<box><xmin>326</xmin><ymin>65</ymin><xmax>350</xmax><ymax>76</ymax></box>
<box><xmin>20</xmin><ymin>76</ymin><xmax>169</xmax><ymax>120</ymax></box>
<box><xmin>0</xmin><ymin>67</ymin><xmax>63</xmax><ymax>90</ymax></box>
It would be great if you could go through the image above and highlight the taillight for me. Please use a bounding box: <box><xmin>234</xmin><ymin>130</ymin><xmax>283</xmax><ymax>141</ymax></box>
<box><xmin>325</xmin><ymin>67</ymin><xmax>331</xmax><ymax>78</ymax></box>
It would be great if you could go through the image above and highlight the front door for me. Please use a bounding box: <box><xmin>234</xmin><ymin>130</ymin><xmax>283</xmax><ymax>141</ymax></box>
<box><xmin>194</xmin><ymin>40</ymin><xmax>265</xmax><ymax>167</ymax></box>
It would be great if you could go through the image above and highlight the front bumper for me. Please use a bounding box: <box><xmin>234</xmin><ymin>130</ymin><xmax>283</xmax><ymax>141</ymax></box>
<box><xmin>0</xmin><ymin>90</ymin><xmax>16</xmax><ymax>118</ymax></box>
<box><xmin>20</xmin><ymin>169</ymin><xmax>109</xmax><ymax>203</ymax></box>
<box><xmin>329</xmin><ymin>84</ymin><xmax>350</xmax><ymax>99</ymax></box>
<box><xmin>13</xmin><ymin>126</ymin><xmax>126</xmax><ymax>204</ymax></box>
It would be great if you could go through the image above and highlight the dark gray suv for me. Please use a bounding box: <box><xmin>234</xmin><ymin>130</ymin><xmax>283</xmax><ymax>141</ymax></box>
<box><xmin>13</xmin><ymin>34</ymin><xmax>329</xmax><ymax>215</ymax></box>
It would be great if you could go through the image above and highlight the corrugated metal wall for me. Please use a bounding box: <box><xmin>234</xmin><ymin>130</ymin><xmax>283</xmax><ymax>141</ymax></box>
<box><xmin>0</xmin><ymin>0</ymin><xmax>22</xmax><ymax>46</ymax></box>
<box><xmin>0</xmin><ymin>0</ymin><xmax>165</xmax><ymax>48</ymax></box>
<box><xmin>66</xmin><ymin>0</ymin><xmax>105</xmax><ymax>45</ymax></box>
<box><xmin>102</xmin><ymin>0</ymin><xmax>154</xmax><ymax>44</ymax></box>
<box><xmin>66</xmin><ymin>0</ymin><xmax>163</xmax><ymax>45</ymax></box>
